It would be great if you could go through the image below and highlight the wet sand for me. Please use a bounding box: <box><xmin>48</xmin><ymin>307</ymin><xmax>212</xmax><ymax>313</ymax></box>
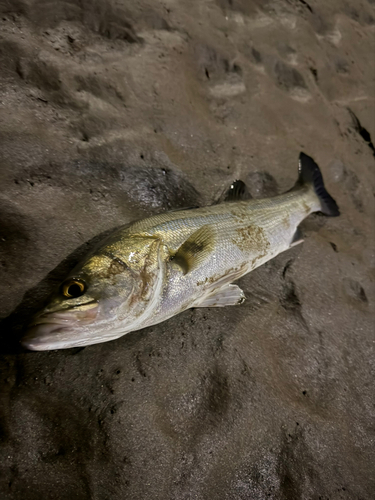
<box><xmin>0</xmin><ymin>1</ymin><xmax>374</xmax><ymax>498</ymax></box>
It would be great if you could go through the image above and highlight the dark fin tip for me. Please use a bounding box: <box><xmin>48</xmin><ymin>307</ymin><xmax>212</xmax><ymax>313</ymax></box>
<box><xmin>298</xmin><ymin>153</ymin><xmax>340</xmax><ymax>217</ymax></box>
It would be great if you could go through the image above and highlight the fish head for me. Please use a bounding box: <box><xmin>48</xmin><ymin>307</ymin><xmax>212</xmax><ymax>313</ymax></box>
<box><xmin>22</xmin><ymin>235</ymin><xmax>164</xmax><ymax>350</ymax></box>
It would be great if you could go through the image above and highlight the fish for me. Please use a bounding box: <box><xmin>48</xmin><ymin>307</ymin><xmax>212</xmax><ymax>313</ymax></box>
<box><xmin>22</xmin><ymin>153</ymin><xmax>339</xmax><ymax>351</ymax></box>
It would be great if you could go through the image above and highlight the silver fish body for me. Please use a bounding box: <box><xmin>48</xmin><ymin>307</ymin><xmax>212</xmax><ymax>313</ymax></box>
<box><xmin>125</xmin><ymin>187</ymin><xmax>317</xmax><ymax>323</ymax></box>
<box><xmin>22</xmin><ymin>153</ymin><xmax>339</xmax><ymax>350</ymax></box>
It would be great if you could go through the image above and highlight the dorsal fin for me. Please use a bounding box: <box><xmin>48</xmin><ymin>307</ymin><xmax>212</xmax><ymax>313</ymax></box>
<box><xmin>167</xmin><ymin>206</ymin><xmax>200</xmax><ymax>213</ymax></box>
<box><xmin>215</xmin><ymin>180</ymin><xmax>252</xmax><ymax>204</ymax></box>
<box><xmin>224</xmin><ymin>180</ymin><xmax>251</xmax><ymax>201</ymax></box>
<box><xmin>171</xmin><ymin>225</ymin><xmax>215</xmax><ymax>274</ymax></box>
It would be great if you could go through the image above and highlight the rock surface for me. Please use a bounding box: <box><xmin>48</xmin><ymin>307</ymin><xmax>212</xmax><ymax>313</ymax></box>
<box><xmin>0</xmin><ymin>0</ymin><xmax>374</xmax><ymax>499</ymax></box>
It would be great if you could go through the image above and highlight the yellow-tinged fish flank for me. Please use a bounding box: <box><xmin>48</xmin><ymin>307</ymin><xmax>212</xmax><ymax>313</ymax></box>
<box><xmin>22</xmin><ymin>153</ymin><xmax>339</xmax><ymax>350</ymax></box>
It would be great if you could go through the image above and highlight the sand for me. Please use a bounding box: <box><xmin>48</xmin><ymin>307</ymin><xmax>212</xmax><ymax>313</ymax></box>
<box><xmin>0</xmin><ymin>0</ymin><xmax>374</xmax><ymax>498</ymax></box>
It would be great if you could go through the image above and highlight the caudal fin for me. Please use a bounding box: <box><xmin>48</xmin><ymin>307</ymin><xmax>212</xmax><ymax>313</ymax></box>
<box><xmin>298</xmin><ymin>152</ymin><xmax>340</xmax><ymax>217</ymax></box>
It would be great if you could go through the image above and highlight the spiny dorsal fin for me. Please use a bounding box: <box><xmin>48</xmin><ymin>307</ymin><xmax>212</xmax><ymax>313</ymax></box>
<box><xmin>224</xmin><ymin>180</ymin><xmax>251</xmax><ymax>202</ymax></box>
<box><xmin>215</xmin><ymin>180</ymin><xmax>252</xmax><ymax>204</ymax></box>
<box><xmin>171</xmin><ymin>225</ymin><xmax>215</xmax><ymax>274</ymax></box>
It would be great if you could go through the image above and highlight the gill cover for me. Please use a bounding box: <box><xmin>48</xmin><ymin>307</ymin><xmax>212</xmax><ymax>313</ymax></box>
<box><xmin>22</xmin><ymin>233</ymin><xmax>166</xmax><ymax>350</ymax></box>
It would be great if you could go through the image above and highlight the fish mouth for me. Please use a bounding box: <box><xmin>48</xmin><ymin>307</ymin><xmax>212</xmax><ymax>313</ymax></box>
<box><xmin>22</xmin><ymin>302</ymin><xmax>99</xmax><ymax>351</ymax></box>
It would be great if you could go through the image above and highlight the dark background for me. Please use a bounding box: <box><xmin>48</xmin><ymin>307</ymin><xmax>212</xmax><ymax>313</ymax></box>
<box><xmin>0</xmin><ymin>1</ymin><xmax>374</xmax><ymax>499</ymax></box>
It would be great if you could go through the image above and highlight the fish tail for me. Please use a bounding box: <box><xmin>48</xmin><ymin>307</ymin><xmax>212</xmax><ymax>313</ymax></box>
<box><xmin>296</xmin><ymin>152</ymin><xmax>340</xmax><ymax>217</ymax></box>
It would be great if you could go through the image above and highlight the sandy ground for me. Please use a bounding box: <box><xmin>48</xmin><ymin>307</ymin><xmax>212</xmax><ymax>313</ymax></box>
<box><xmin>0</xmin><ymin>0</ymin><xmax>374</xmax><ymax>499</ymax></box>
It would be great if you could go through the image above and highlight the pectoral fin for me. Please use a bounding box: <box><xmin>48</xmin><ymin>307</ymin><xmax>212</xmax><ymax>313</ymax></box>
<box><xmin>171</xmin><ymin>225</ymin><xmax>216</xmax><ymax>274</ymax></box>
<box><xmin>196</xmin><ymin>284</ymin><xmax>245</xmax><ymax>307</ymax></box>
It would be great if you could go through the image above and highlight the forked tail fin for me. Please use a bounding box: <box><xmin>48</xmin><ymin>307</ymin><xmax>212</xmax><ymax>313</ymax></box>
<box><xmin>297</xmin><ymin>152</ymin><xmax>340</xmax><ymax>216</ymax></box>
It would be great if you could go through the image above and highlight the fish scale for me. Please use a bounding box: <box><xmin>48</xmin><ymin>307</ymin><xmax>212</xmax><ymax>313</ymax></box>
<box><xmin>126</xmin><ymin>189</ymin><xmax>320</xmax><ymax>329</ymax></box>
<box><xmin>22</xmin><ymin>153</ymin><xmax>340</xmax><ymax>350</ymax></box>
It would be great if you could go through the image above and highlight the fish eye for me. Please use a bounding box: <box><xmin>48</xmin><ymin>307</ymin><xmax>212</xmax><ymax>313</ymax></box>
<box><xmin>61</xmin><ymin>279</ymin><xmax>86</xmax><ymax>298</ymax></box>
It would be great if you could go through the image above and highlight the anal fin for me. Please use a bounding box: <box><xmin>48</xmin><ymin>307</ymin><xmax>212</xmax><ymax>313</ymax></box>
<box><xmin>290</xmin><ymin>227</ymin><xmax>304</xmax><ymax>248</ymax></box>
<box><xmin>196</xmin><ymin>284</ymin><xmax>245</xmax><ymax>308</ymax></box>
